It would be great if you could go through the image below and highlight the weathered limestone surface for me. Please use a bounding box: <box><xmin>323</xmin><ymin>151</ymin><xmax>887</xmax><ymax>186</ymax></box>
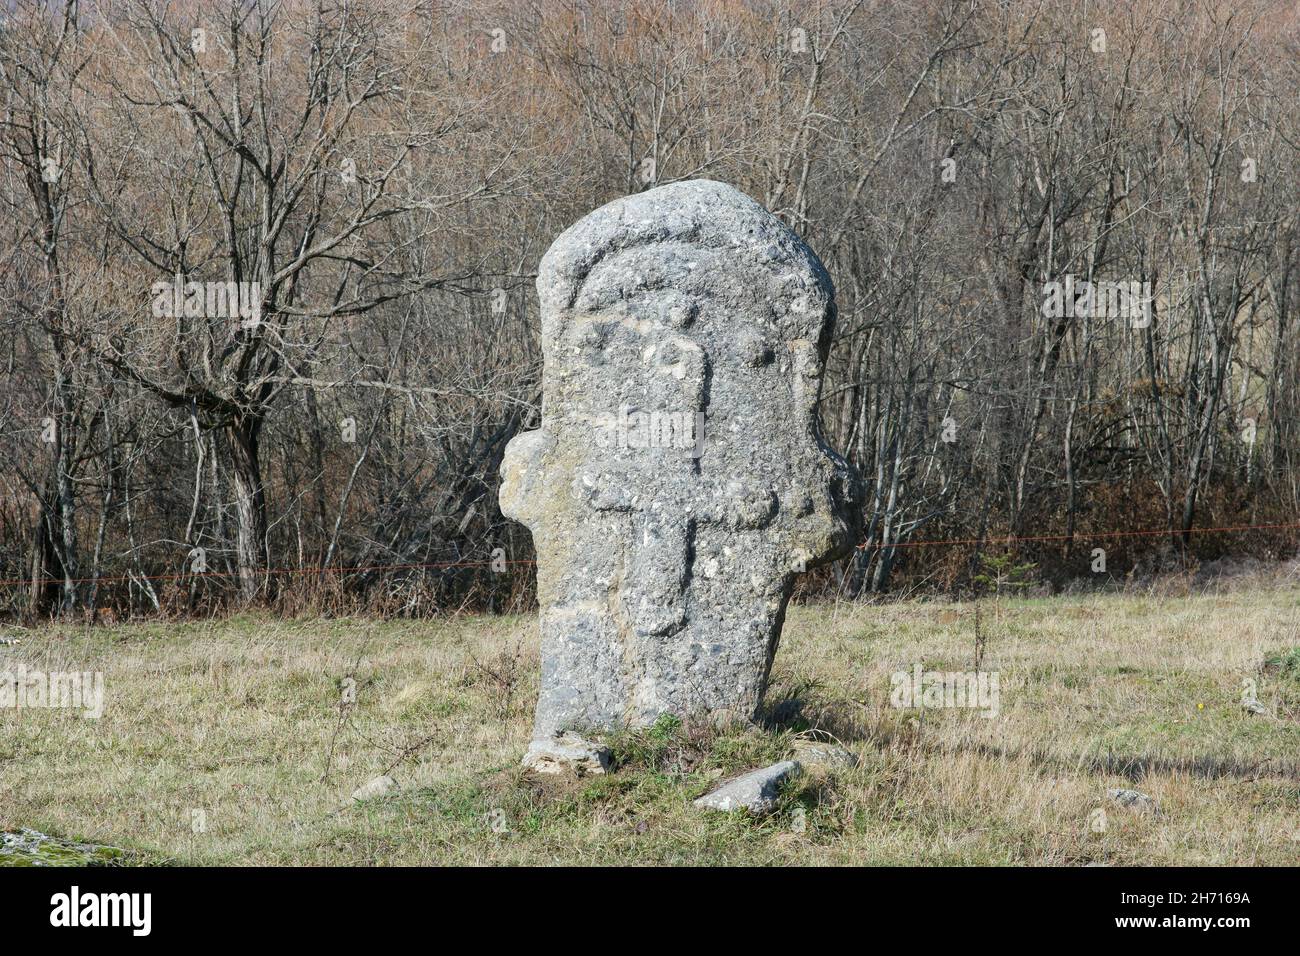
<box><xmin>500</xmin><ymin>180</ymin><xmax>861</xmax><ymax>762</ymax></box>
<box><xmin>792</xmin><ymin>738</ymin><xmax>859</xmax><ymax>770</ymax></box>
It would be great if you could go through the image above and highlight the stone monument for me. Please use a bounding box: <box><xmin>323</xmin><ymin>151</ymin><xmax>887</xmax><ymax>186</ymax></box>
<box><xmin>500</xmin><ymin>179</ymin><xmax>861</xmax><ymax>771</ymax></box>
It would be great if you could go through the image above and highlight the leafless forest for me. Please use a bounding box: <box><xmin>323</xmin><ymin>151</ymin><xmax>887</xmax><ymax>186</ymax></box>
<box><xmin>1</xmin><ymin>0</ymin><xmax>1297</xmax><ymax>619</ymax></box>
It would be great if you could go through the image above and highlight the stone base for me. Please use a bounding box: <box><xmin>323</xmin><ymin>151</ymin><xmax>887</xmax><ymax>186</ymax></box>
<box><xmin>522</xmin><ymin>732</ymin><xmax>611</xmax><ymax>776</ymax></box>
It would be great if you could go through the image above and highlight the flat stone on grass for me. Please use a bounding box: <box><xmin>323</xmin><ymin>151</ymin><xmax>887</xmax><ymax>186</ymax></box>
<box><xmin>694</xmin><ymin>760</ymin><xmax>802</xmax><ymax>814</ymax></box>
<box><xmin>351</xmin><ymin>775</ymin><xmax>398</xmax><ymax>801</ymax></box>
<box><xmin>791</xmin><ymin>738</ymin><xmax>859</xmax><ymax>770</ymax></box>
<box><xmin>1107</xmin><ymin>787</ymin><xmax>1159</xmax><ymax>814</ymax></box>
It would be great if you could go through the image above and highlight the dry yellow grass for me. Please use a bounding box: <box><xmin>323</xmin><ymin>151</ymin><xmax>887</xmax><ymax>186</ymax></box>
<box><xmin>1</xmin><ymin>583</ymin><xmax>1298</xmax><ymax>865</ymax></box>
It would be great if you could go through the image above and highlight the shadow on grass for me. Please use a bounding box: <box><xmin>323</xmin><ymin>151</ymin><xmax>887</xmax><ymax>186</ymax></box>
<box><xmin>761</xmin><ymin>672</ymin><xmax>1299</xmax><ymax>785</ymax></box>
<box><xmin>885</xmin><ymin>735</ymin><xmax>1300</xmax><ymax>784</ymax></box>
<box><xmin>757</xmin><ymin>674</ymin><xmax>872</xmax><ymax>743</ymax></box>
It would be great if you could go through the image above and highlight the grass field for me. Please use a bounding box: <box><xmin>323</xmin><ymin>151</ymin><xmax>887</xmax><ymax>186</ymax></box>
<box><xmin>2</xmin><ymin>583</ymin><xmax>1299</xmax><ymax>865</ymax></box>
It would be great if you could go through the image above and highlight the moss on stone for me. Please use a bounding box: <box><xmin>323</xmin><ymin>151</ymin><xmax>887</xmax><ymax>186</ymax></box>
<box><xmin>0</xmin><ymin>828</ymin><xmax>125</xmax><ymax>867</ymax></box>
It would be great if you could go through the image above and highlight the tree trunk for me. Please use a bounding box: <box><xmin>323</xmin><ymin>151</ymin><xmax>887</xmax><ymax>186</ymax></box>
<box><xmin>53</xmin><ymin>367</ymin><xmax>78</xmax><ymax>613</ymax></box>
<box><xmin>226</xmin><ymin>415</ymin><xmax>271</xmax><ymax>602</ymax></box>
<box><xmin>27</xmin><ymin>487</ymin><xmax>61</xmax><ymax>617</ymax></box>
